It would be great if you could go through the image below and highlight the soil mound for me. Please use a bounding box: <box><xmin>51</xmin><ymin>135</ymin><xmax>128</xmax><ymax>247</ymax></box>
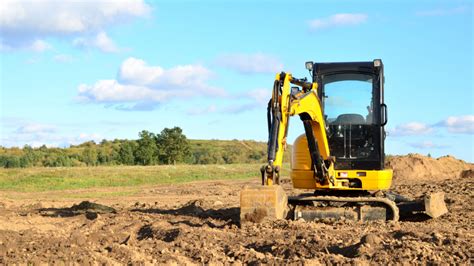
<box><xmin>386</xmin><ymin>154</ymin><xmax>472</xmax><ymax>182</ymax></box>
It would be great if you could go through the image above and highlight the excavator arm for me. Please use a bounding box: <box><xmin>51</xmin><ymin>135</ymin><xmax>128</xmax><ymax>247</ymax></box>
<box><xmin>262</xmin><ymin>72</ymin><xmax>334</xmax><ymax>186</ymax></box>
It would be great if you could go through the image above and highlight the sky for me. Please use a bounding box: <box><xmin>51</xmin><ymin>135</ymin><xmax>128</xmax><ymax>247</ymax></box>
<box><xmin>0</xmin><ymin>0</ymin><xmax>473</xmax><ymax>161</ymax></box>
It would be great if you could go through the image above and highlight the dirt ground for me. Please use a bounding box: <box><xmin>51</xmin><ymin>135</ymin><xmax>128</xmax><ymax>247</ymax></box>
<box><xmin>0</xmin><ymin>154</ymin><xmax>472</xmax><ymax>264</ymax></box>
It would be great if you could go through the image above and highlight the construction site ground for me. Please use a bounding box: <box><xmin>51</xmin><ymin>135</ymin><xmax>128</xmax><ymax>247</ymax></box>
<box><xmin>0</xmin><ymin>154</ymin><xmax>472</xmax><ymax>264</ymax></box>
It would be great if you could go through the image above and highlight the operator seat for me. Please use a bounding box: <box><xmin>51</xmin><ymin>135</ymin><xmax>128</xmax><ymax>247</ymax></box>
<box><xmin>328</xmin><ymin>114</ymin><xmax>367</xmax><ymax>158</ymax></box>
<box><xmin>333</xmin><ymin>114</ymin><xmax>365</xmax><ymax>125</ymax></box>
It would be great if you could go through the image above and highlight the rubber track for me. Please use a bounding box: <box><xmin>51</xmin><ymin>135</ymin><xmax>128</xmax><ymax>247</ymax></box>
<box><xmin>288</xmin><ymin>195</ymin><xmax>399</xmax><ymax>221</ymax></box>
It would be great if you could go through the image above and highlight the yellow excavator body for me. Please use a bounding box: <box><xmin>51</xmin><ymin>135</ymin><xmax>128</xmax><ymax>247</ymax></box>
<box><xmin>240</xmin><ymin>60</ymin><xmax>447</xmax><ymax>224</ymax></box>
<box><xmin>291</xmin><ymin>134</ymin><xmax>393</xmax><ymax>190</ymax></box>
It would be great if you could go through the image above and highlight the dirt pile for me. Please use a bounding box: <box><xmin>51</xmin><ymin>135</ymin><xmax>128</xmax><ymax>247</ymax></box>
<box><xmin>386</xmin><ymin>154</ymin><xmax>472</xmax><ymax>183</ymax></box>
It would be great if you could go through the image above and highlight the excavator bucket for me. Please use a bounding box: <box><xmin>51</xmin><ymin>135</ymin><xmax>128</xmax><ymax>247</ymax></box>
<box><xmin>240</xmin><ymin>185</ymin><xmax>288</xmax><ymax>224</ymax></box>
<box><xmin>397</xmin><ymin>192</ymin><xmax>448</xmax><ymax>219</ymax></box>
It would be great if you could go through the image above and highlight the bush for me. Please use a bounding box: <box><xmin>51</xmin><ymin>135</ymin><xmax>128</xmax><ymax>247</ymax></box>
<box><xmin>0</xmin><ymin>155</ymin><xmax>22</xmax><ymax>168</ymax></box>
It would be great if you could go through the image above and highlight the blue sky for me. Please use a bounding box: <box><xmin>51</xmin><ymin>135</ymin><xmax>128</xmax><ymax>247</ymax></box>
<box><xmin>0</xmin><ymin>0</ymin><xmax>473</xmax><ymax>161</ymax></box>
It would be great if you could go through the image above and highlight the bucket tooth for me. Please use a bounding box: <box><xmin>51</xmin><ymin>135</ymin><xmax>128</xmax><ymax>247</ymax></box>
<box><xmin>240</xmin><ymin>185</ymin><xmax>288</xmax><ymax>224</ymax></box>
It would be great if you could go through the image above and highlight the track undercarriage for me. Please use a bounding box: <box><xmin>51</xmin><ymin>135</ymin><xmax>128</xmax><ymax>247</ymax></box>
<box><xmin>240</xmin><ymin>185</ymin><xmax>448</xmax><ymax>224</ymax></box>
<box><xmin>290</xmin><ymin>194</ymin><xmax>399</xmax><ymax>222</ymax></box>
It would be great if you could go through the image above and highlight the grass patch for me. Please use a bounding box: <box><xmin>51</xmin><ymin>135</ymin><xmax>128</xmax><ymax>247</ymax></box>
<box><xmin>0</xmin><ymin>164</ymin><xmax>275</xmax><ymax>192</ymax></box>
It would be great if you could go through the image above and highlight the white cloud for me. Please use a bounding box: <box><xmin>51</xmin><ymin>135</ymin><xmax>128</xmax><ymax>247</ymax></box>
<box><xmin>118</xmin><ymin>57</ymin><xmax>217</xmax><ymax>90</ymax></box>
<box><xmin>118</xmin><ymin>57</ymin><xmax>165</xmax><ymax>85</ymax></box>
<box><xmin>73</xmin><ymin>32</ymin><xmax>119</xmax><ymax>53</ymax></box>
<box><xmin>186</xmin><ymin>88</ymin><xmax>271</xmax><ymax>116</ymax></box>
<box><xmin>389</xmin><ymin>122</ymin><xmax>433</xmax><ymax>136</ymax></box>
<box><xmin>53</xmin><ymin>54</ymin><xmax>74</xmax><ymax>63</ymax></box>
<box><xmin>16</xmin><ymin>123</ymin><xmax>56</xmax><ymax>134</ymax></box>
<box><xmin>2</xmin><ymin>132</ymin><xmax>103</xmax><ymax>148</ymax></box>
<box><xmin>389</xmin><ymin>115</ymin><xmax>473</xmax><ymax>138</ymax></box>
<box><xmin>245</xmin><ymin>88</ymin><xmax>271</xmax><ymax>105</ymax></box>
<box><xmin>0</xmin><ymin>0</ymin><xmax>150</xmax><ymax>51</ymax></box>
<box><xmin>1</xmin><ymin>0</ymin><xmax>150</xmax><ymax>34</ymax></box>
<box><xmin>25</xmin><ymin>57</ymin><xmax>40</xmax><ymax>64</ymax></box>
<box><xmin>0</xmin><ymin>41</ymin><xmax>12</xmax><ymax>52</ymax></box>
<box><xmin>187</xmin><ymin>105</ymin><xmax>218</xmax><ymax>115</ymax></box>
<box><xmin>308</xmin><ymin>13</ymin><xmax>368</xmax><ymax>30</ymax></box>
<box><xmin>77</xmin><ymin>57</ymin><xmax>225</xmax><ymax>110</ymax></box>
<box><xmin>230</xmin><ymin>88</ymin><xmax>271</xmax><ymax>113</ymax></box>
<box><xmin>0</xmin><ymin>39</ymin><xmax>52</xmax><ymax>52</ymax></box>
<box><xmin>117</xmin><ymin>57</ymin><xmax>224</xmax><ymax>96</ymax></box>
<box><xmin>416</xmin><ymin>5</ymin><xmax>470</xmax><ymax>16</ymax></box>
<box><xmin>78</xmin><ymin>80</ymin><xmax>169</xmax><ymax>103</ymax></box>
<box><xmin>215</xmin><ymin>53</ymin><xmax>283</xmax><ymax>74</ymax></box>
<box><xmin>12</xmin><ymin>122</ymin><xmax>59</xmax><ymax>147</ymax></box>
<box><xmin>30</xmin><ymin>39</ymin><xmax>52</xmax><ymax>52</ymax></box>
<box><xmin>222</xmin><ymin>103</ymin><xmax>261</xmax><ymax>114</ymax></box>
<box><xmin>187</xmin><ymin>103</ymin><xmax>262</xmax><ymax>116</ymax></box>
<box><xmin>77</xmin><ymin>133</ymin><xmax>102</xmax><ymax>143</ymax></box>
<box><xmin>409</xmin><ymin>141</ymin><xmax>447</xmax><ymax>149</ymax></box>
<box><xmin>0</xmin><ymin>118</ymin><xmax>122</xmax><ymax>147</ymax></box>
<box><xmin>1</xmin><ymin>120</ymin><xmax>103</xmax><ymax>148</ymax></box>
<box><xmin>436</xmin><ymin>115</ymin><xmax>474</xmax><ymax>134</ymax></box>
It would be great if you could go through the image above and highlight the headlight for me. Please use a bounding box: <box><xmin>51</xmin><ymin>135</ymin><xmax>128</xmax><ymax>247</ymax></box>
<box><xmin>373</xmin><ymin>59</ymin><xmax>382</xmax><ymax>67</ymax></box>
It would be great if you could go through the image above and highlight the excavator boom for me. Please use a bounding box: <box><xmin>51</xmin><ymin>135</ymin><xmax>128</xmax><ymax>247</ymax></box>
<box><xmin>263</xmin><ymin>72</ymin><xmax>331</xmax><ymax>186</ymax></box>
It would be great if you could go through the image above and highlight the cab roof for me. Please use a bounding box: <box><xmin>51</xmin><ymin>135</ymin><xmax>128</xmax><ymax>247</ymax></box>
<box><xmin>313</xmin><ymin>61</ymin><xmax>382</xmax><ymax>76</ymax></box>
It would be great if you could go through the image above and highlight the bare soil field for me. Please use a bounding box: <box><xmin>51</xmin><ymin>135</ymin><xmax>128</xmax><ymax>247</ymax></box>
<box><xmin>0</xmin><ymin>154</ymin><xmax>472</xmax><ymax>264</ymax></box>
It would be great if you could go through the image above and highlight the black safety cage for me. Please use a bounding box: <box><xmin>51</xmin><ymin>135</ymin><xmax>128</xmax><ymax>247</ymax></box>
<box><xmin>311</xmin><ymin>60</ymin><xmax>387</xmax><ymax>170</ymax></box>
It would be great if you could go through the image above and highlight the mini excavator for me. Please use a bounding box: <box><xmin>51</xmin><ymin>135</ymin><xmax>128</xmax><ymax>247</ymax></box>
<box><xmin>240</xmin><ymin>59</ymin><xmax>448</xmax><ymax>223</ymax></box>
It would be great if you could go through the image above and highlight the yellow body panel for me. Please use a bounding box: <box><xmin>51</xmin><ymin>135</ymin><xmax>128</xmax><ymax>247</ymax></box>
<box><xmin>291</xmin><ymin>169</ymin><xmax>393</xmax><ymax>190</ymax></box>
<box><xmin>291</xmin><ymin>134</ymin><xmax>392</xmax><ymax>190</ymax></box>
<box><xmin>289</xmin><ymin>91</ymin><xmax>330</xmax><ymax>159</ymax></box>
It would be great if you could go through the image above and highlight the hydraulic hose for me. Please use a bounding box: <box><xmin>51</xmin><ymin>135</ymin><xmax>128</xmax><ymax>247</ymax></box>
<box><xmin>267</xmin><ymin>79</ymin><xmax>282</xmax><ymax>162</ymax></box>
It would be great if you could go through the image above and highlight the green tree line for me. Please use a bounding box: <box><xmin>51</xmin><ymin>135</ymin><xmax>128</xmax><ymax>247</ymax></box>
<box><xmin>0</xmin><ymin>127</ymin><xmax>280</xmax><ymax>168</ymax></box>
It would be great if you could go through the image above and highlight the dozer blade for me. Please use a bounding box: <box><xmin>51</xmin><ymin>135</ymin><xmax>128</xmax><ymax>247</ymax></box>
<box><xmin>397</xmin><ymin>192</ymin><xmax>448</xmax><ymax>219</ymax></box>
<box><xmin>424</xmin><ymin>192</ymin><xmax>449</xmax><ymax>218</ymax></box>
<box><xmin>240</xmin><ymin>185</ymin><xmax>288</xmax><ymax>224</ymax></box>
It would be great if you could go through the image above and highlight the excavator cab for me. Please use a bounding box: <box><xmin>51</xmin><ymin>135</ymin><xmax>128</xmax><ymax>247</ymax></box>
<box><xmin>291</xmin><ymin>60</ymin><xmax>391</xmax><ymax>191</ymax></box>
<box><xmin>310</xmin><ymin>60</ymin><xmax>387</xmax><ymax>171</ymax></box>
